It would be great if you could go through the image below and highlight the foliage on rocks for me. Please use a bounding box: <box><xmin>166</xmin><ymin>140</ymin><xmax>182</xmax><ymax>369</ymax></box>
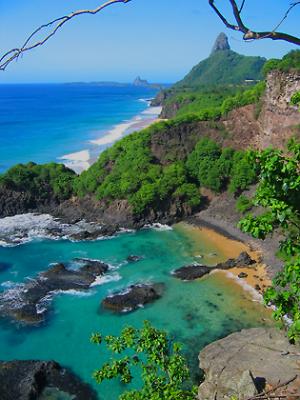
<box><xmin>239</xmin><ymin>139</ymin><xmax>300</xmax><ymax>342</ymax></box>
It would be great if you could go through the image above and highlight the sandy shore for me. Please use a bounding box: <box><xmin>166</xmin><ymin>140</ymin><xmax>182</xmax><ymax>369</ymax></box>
<box><xmin>59</xmin><ymin>106</ymin><xmax>162</xmax><ymax>174</ymax></box>
<box><xmin>58</xmin><ymin>150</ymin><xmax>91</xmax><ymax>174</ymax></box>
<box><xmin>175</xmin><ymin>222</ymin><xmax>272</xmax><ymax>297</ymax></box>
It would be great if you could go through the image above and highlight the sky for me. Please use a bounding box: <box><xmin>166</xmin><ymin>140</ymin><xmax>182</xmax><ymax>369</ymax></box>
<box><xmin>0</xmin><ymin>0</ymin><xmax>299</xmax><ymax>83</ymax></box>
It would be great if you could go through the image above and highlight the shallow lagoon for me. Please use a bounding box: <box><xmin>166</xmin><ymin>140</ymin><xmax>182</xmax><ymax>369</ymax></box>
<box><xmin>0</xmin><ymin>224</ymin><xmax>272</xmax><ymax>399</ymax></box>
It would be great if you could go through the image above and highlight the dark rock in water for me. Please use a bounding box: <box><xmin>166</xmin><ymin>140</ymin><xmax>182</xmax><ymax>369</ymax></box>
<box><xmin>0</xmin><ymin>262</ymin><xmax>12</xmax><ymax>273</ymax></box>
<box><xmin>73</xmin><ymin>258</ymin><xmax>109</xmax><ymax>275</ymax></box>
<box><xmin>215</xmin><ymin>251</ymin><xmax>255</xmax><ymax>270</ymax></box>
<box><xmin>0</xmin><ymin>260</ymin><xmax>109</xmax><ymax>325</ymax></box>
<box><xmin>0</xmin><ymin>360</ymin><xmax>97</xmax><ymax>400</ymax></box>
<box><xmin>102</xmin><ymin>283</ymin><xmax>164</xmax><ymax>313</ymax></box>
<box><xmin>238</xmin><ymin>272</ymin><xmax>248</xmax><ymax>279</ymax></box>
<box><xmin>69</xmin><ymin>224</ymin><xmax>118</xmax><ymax>241</ymax></box>
<box><xmin>126</xmin><ymin>255</ymin><xmax>143</xmax><ymax>262</ymax></box>
<box><xmin>173</xmin><ymin>252</ymin><xmax>255</xmax><ymax>281</ymax></box>
<box><xmin>173</xmin><ymin>265</ymin><xmax>212</xmax><ymax>281</ymax></box>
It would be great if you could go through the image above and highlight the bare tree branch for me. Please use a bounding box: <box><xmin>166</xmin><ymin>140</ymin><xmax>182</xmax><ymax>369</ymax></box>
<box><xmin>209</xmin><ymin>0</ymin><xmax>300</xmax><ymax>46</ymax></box>
<box><xmin>0</xmin><ymin>0</ymin><xmax>132</xmax><ymax>71</ymax></box>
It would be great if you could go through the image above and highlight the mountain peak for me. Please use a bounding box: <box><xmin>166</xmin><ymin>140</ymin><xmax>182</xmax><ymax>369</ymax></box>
<box><xmin>211</xmin><ymin>33</ymin><xmax>230</xmax><ymax>55</ymax></box>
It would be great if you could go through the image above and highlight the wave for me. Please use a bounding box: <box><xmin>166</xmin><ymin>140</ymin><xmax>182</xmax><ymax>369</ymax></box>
<box><xmin>0</xmin><ymin>213</ymin><xmax>107</xmax><ymax>247</ymax></box>
<box><xmin>145</xmin><ymin>223</ymin><xmax>173</xmax><ymax>231</ymax></box>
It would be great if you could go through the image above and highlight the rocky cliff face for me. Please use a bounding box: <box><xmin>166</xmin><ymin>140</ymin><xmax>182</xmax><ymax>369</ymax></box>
<box><xmin>221</xmin><ymin>70</ymin><xmax>300</xmax><ymax>150</ymax></box>
<box><xmin>258</xmin><ymin>69</ymin><xmax>300</xmax><ymax>148</ymax></box>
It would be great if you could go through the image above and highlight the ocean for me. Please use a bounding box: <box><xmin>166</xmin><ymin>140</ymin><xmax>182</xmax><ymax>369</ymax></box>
<box><xmin>0</xmin><ymin>83</ymin><xmax>160</xmax><ymax>174</ymax></box>
<box><xmin>0</xmin><ymin>84</ymin><xmax>272</xmax><ymax>400</ymax></box>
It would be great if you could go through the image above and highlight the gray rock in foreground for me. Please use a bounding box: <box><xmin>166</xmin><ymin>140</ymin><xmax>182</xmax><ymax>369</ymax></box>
<box><xmin>198</xmin><ymin>328</ymin><xmax>300</xmax><ymax>400</ymax></box>
<box><xmin>0</xmin><ymin>360</ymin><xmax>97</xmax><ymax>400</ymax></box>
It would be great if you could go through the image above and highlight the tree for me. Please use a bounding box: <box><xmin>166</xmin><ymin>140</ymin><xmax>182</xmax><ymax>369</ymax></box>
<box><xmin>209</xmin><ymin>0</ymin><xmax>300</xmax><ymax>45</ymax></box>
<box><xmin>1</xmin><ymin>0</ymin><xmax>300</xmax><ymax>71</ymax></box>
<box><xmin>90</xmin><ymin>321</ymin><xmax>197</xmax><ymax>400</ymax></box>
<box><xmin>239</xmin><ymin>139</ymin><xmax>300</xmax><ymax>342</ymax></box>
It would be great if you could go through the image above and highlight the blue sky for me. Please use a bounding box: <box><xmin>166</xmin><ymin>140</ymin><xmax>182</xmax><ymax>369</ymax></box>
<box><xmin>0</xmin><ymin>0</ymin><xmax>299</xmax><ymax>83</ymax></box>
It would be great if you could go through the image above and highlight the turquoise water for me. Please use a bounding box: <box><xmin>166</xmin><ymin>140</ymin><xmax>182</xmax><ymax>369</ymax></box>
<box><xmin>0</xmin><ymin>225</ymin><xmax>272</xmax><ymax>399</ymax></box>
<box><xmin>0</xmin><ymin>84</ymin><xmax>158</xmax><ymax>173</ymax></box>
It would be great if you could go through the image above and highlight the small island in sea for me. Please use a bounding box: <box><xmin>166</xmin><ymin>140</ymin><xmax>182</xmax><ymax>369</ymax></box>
<box><xmin>0</xmin><ymin>31</ymin><xmax>299</xmax><ymax>400</ymax></box>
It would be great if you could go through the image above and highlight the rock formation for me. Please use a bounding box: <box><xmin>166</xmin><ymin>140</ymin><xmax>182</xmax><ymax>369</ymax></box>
<box><xmin>198</xmin><ymin>328</ymin><xmax>300</xmax><ymax>400</ymax></box>
<box><xmin>0</xmin><ymin>360</ymin><xmax>97</xmax><ymax>400</ymax></box>
<box><xmin>173</xmin><ymin>252</ymin><xmax>255</xmax><ymax>281</ymax></box>
<box><xmin>0</xmin><ymin>259</ymin><xmax>109</xmax><ymax>325</ymax></box>
<box><xmin>102</xmin><ymin>283</ymin><xmax>164</xmax><ymax>313</ymax></box>
<box><xmin>211</xmin><ymin>32</ymin><xmax>230</xmax><ymax>54</ymax></box>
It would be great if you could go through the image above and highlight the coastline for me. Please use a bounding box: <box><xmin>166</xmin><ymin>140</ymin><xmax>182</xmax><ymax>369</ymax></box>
<box><xmin>59</xmin><ymin>104</ymin><xmax>162</xmax><ymax>174</ymax></box>
<box><xmin>175</xmin><ymin>221</ymin><xmax>272</xmax><ymax>297</ymax></box>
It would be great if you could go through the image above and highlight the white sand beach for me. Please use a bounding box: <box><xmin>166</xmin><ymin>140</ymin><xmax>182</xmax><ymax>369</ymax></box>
<box><xmin>59</xmin><ymin>150</ymin><xmax>91</xmax><ymax>174</ymax></box>
<box><xmin>60</xmin><ymin>105</ymin><xmax>162</xmax><ymax>174</ymax></box>
<box><xmin>90</xmin><ymin>106</ymin><xmax>162</xmax><ymax>147</ymax></box>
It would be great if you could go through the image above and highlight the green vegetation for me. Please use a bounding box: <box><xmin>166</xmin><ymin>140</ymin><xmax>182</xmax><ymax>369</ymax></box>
<box><xmin>74</xmin><ymin>133</ymin><xmax>258</xmax><ymax>215</ymax></box>
<box><xmin>186</xmin><ymin>139</ymin><xmax>258</xmax><ymax>194</ymax></box>
<box><xmin>291</xmin><ymin>91</ymin><xmax>300</xmax><ymax>108</ymax></box>
<box><xmin>236</xmin><ymin>195</ymin><xmax>253</xmax><ymax>214</ymax></box>
<box><xmin>75</xmin><ymin>125</ymin><xmax>202</xmax><ymax>214</ymax></box>
<box><xmin>91</xmin><ymin>321</ymin><xmax>197</xmax><ymax>400</ymax></box>
<box><xmin>161</xmin><ymin>81</ymin><xmax>265</xmax><ymax>122</ymax></box>
<box><xmin>263</xmin><ymin>50</ymin><xmax>300</xmax><ymax>75</ymax></box>
<box><xmin>0</xmin><ymin>162</ymin><xmax>76</xmax><ymax>200</ymax></box>
<box><xmin>175</xmin><ymin>49</ymin><xmax>265</xmax><ymax>88</ymax></box>
<box><xmin>239</xmin><ymin>140</ymin><xmax>300</xmax><ymax>342</ymax></box>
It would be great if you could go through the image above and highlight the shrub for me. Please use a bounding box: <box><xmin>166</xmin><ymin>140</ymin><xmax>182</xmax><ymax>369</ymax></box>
<box><xmin>236</xmin><ymin>195</ymin><xmax>253</xmax><ymax>213</ymax></box>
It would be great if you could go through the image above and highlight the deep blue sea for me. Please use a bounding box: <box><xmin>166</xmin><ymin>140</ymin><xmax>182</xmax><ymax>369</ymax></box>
<box><xmin>0</xmin><ymin>84</ymin><xmax>159</xmax><ymax>173</ymax></box>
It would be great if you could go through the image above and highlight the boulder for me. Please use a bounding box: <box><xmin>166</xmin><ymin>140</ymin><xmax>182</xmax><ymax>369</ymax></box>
<box><xmin>173</xmin><ymin>265</ymin><xmax>212</xmax><ymax>281</ymax></box>
<box><xmin>0</xmin><ymin>360</ymin><xmax>97</xmax><ymax>400</ymax></box>
<box><xmin>102</xmin><ymin>283</ymin><xmax>164</xmax><ymax>313</ymax></box>
<box><xmin>198</xmin><ymin>328</ymin><xmax>300</xmax><ymax>400</ymax></box>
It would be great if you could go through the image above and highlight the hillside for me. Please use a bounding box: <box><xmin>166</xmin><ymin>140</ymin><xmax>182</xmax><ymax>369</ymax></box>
<box><xmin>175</xmin><ymin>33</ymin><xmax>265</xmax><ymax>88</ymax></box>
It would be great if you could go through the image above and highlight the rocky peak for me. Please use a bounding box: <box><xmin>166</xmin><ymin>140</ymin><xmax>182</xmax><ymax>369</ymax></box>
<box><xmin>133</xmin><ymin>76</ymin><xmax>149</xmax><ymax>86</ymax></box>
<box><xmin>211</xmin><ymin>32</ymin><xmax>230</xmax><ymax>55</ymax></box>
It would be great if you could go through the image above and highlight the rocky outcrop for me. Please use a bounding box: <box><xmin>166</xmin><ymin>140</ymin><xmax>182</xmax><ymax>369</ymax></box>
<box><xmin>258</xmin><ymin>69</ymin><xmax>300</xmax><ymax>148</ymax></box>
<box><xmin>211</xmin><ymin>32</ymin><xmax>230</xmax><ymax>55</ymax></box>
<box><xmin>0</xmin><ymin>259</ymin><xmax>109</xmax><ymax>325</ymax></box>
<box><xmin>102</xmin><ymin>283</ymin><xmax>164</xmax><ymax>313</ymax></box>
<box><xmin>223</xmin><ymin>70</ymin><xmax>300</xmax><ymax>150</ymax></box>
<box><xmin>173</xmin><ymin>252</ymin><xmax>255</xmax><ymax>281</ymax></box>
<box><xmin>198</xmin><ymin>328</ymin><xmax>300</xmax><ymax>400</ymax></box>
<box><xmin>0</xmin><ymin>360</ymin><xmax>97</xmax><ymax>400</ymax></box>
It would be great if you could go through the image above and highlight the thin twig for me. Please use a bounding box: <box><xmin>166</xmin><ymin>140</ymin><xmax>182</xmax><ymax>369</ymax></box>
<box><xmin>247</xmin><ymin>375</ymin><xmax>298</xmax><ymax>400</ymax></box>
<box><xmin>0</xmin><ymin>0</ymin><xmax>132</xmax><ymax>71</ymax></box>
